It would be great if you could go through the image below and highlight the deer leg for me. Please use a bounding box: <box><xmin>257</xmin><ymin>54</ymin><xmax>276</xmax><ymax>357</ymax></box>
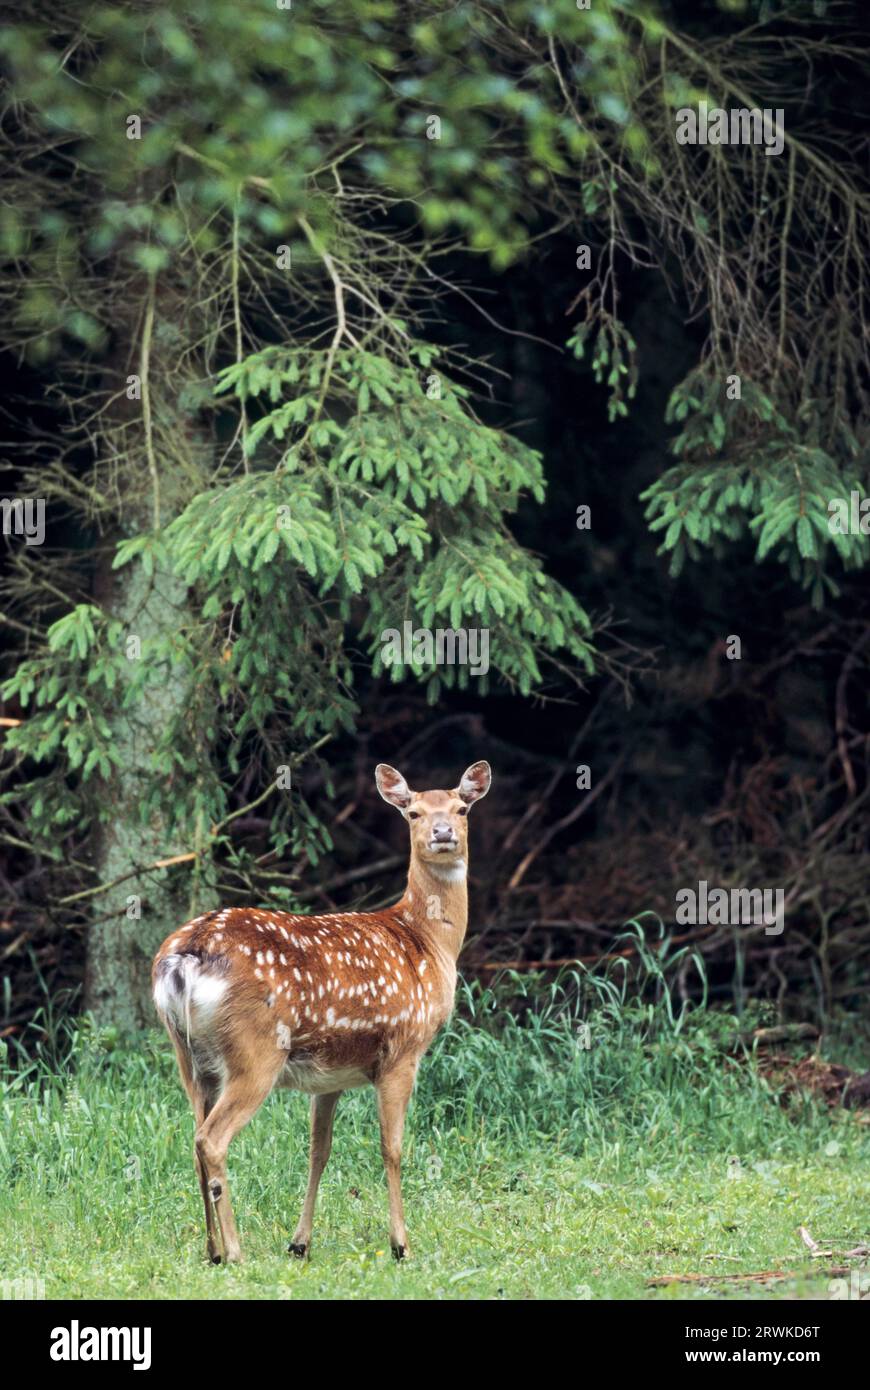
<box><xmin>375</xmin><ymin>1060</ymin><xmax>418</xmax><ymax>1259</ymax></box>
<box><xmin>195</xmin><ymin>1064</ymin><xmax>279</xmax><ymax>1264</ymax></box>
<box><xmin>194</xmin><ymin>1121</ymin><xmax>220</xmax><ymax>1264</ymax></box>
<box><xmin>172</xmin><ymin>1039</ymin><xmax>220</xmax><ymax>1263</ymax></box>
<box><xmin>288</xmin><ymin>1090</ymin><xmax>342</xmax><ymax>1259</ymax></box>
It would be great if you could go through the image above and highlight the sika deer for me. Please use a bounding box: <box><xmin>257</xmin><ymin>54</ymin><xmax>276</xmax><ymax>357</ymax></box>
<box><xmin>152</xmin><ymin>760</ymin><xmax>491</xmax><ymax>1263</ymax></box>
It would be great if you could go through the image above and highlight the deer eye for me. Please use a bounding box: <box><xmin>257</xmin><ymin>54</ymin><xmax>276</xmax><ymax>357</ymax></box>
<box><xmin>456</xmin><ymin>806</ymin><xmax>468</xmax><ymax>816</ymax></box>
<box><xmin>408</xmin><ymin>811</ymin><xmax>422</xmax><ymax>820</ymax></box>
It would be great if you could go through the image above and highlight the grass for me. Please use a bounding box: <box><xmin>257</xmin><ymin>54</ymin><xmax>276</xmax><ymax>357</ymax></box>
<box><xmin>1</xmin><ymin>927</ymin><xmax>868</xmax><ymax>1300</ymax></box>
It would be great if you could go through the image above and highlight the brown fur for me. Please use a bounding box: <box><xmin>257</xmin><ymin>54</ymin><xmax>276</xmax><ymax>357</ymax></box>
<box><xmin>152</xmin><ymin>760</ymin><xmax>490</xmax><ymax>1263</ymax></box>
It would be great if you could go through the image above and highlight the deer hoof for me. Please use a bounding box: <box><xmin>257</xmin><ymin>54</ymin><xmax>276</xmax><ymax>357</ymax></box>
<box><xmin>392</xmin><ymin>1243</ymin><xmax>406</xmax><ymax>1261</ymax></box>
<box><xmin>288</xmin><ymin>1242</ymin><xmax>307</xmax><ymax>1259</ymax></box>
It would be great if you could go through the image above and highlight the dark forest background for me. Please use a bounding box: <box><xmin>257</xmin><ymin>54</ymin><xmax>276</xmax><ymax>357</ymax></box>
<box><xmin>0</xmin><ymin>0</ymin><xmax>867</xmax><ymax>1048</ymax></box>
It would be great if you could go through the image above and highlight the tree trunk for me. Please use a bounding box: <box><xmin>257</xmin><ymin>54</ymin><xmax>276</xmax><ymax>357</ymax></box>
<box><xmin>83</xmin><ymin>283</ymin><xmax>215</xmax><ymax>1031</ymax></box>
<box><xmin>83</xmin><ymin>556</ymin><xmax>204</xmax><ymax>1032</ymax></box>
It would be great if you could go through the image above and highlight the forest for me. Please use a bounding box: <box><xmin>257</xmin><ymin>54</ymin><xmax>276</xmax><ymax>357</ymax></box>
<box><xmin>0</xmin><ymin>0</ymin><xmax>867</xmax><ymax>1306</ymax></box>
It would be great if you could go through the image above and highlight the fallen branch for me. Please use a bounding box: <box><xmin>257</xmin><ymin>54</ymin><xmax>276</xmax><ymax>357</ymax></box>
<box><xmin>647</xmin><ymin>1266</ymin><xmax>850</xmax><ymax>1287</ymax></box>
<box><xmin>746</xmin><ymin>1024</ymin><xmax>820</xmax><ymax>1046</ymax></box>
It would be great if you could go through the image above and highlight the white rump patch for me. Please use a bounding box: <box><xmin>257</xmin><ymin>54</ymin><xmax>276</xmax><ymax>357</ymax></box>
<box><xmin>153</xmin><ymin>955</ymin><xmax>228</xmax><ymax>1042</ymax></box>
<box><xmin>189</xmin><ymin>971</ymin><xmax>229</xmax><ymax>1018</ymax></box>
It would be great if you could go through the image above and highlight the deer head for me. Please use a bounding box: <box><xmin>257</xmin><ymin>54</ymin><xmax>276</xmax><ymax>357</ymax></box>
<box><xmin>375</xmin><ymin>761</ymin><xmax>491</xmax><ymax>870</ymax></box>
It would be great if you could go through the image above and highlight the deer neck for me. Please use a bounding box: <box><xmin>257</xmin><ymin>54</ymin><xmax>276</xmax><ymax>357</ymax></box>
<box><xmin>398</xmin><ymin>851</ymin><xmax>469</xmax><ymax>963</ymax></box>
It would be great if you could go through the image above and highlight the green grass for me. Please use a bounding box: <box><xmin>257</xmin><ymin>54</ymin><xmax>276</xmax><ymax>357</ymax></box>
<box><xmin>2</xmin><ymin>932</ymin><xmax>868</xmax><ymax>1300</ymax></box>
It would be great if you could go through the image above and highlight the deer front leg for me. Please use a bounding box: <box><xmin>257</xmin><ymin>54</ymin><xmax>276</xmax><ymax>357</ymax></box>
<box><xmin>375</xmin><ymin>1060</ymin><xmax>418</xmax><ymax>1260</ymax></box>
<box><xmin>288</xmin><ymin>1090</ymin><xmax>342</xmax><ymax>1259</ymax></box>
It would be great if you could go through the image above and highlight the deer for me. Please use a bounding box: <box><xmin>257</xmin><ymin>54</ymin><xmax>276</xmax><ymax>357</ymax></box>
<box><xmin>152</xmin><ymin>759</ymin><xmax>491</xmax><ymax>1264</ymax></box>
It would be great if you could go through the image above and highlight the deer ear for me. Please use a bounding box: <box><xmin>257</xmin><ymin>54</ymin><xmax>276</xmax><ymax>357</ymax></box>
<box><xmin>457</xmin><ymin>760</ymin><xmax>491</xmax><ymax>806</ymax></box>
<box><xmin>375</xmin><ymin>764</ymin><xmax>413</xmax><ymax>811</ymax></box>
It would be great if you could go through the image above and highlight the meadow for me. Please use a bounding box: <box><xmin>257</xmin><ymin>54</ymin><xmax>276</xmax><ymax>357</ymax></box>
<box><xmin>2</xmin><ymin>934</ymin><xmax>867</xmax><ymax>1301</ymax></box>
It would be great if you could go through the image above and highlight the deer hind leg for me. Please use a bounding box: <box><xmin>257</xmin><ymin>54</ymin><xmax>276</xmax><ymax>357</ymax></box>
<box><xmin>171</xmin><ymin>1038</ymin><xmax>221</xmax><ymax>1264</ymax></box>
<box><xmin>195</xmin><ymin>1056</ymin><xmax>282</xmax><ymax>1265</ymax></box>
<box><xmin>375</xmin><ymin>1059</ymin><xmax>418</xmax><ymax>1260</ymax></box>
<box><xmin>288</xmin><ymin>1090</ymin><xmax>343</xmax><ymax>1259</ymax></box>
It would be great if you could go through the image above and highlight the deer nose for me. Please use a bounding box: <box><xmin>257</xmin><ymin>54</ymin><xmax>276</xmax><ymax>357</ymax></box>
<box><xmin>431</xmin><ymin>821</ymin><xmax>456</xmax><ymax>843</ymax></box>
